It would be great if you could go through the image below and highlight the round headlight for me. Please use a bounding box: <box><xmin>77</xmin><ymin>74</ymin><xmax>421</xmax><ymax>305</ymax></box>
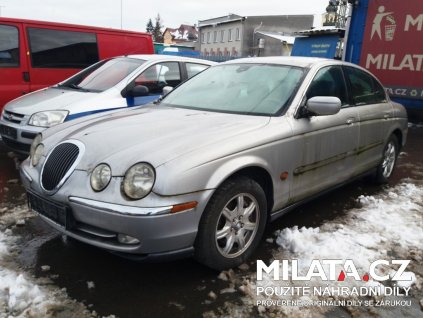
<box><xmin>30</xmin><ymin>134</ymin><xmax>42</xmax><ymax>158</ymax></box>
<box><xmin>91</xmin><ymin>164</ymin><xmax>112</xmax><ymax>192</ymax></box>
<box><xmin>123</xmin><ymin>163</ymin><xmax>155</xmax><ymax>200</ymax></box>
<box><xmin>31</xmin><ymin>143</ymin><xmax>44</xmax><ymax>167</ymax></box>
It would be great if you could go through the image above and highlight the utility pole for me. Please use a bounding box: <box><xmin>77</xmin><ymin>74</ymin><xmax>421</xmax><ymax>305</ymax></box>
<box><xmin>120</xmin><ymin>0</ymin><xmax>123</xmax><ymax>29</ymax></box>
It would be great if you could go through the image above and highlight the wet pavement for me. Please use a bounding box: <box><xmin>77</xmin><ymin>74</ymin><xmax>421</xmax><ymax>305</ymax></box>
<box><xmin>0</xmin><ymin>124</ymin><xmax>422</xmax><ymax>318</ymax></box>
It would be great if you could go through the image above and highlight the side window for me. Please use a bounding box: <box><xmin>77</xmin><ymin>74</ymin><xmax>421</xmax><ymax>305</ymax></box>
<box><xmin>186</xmin><ymin>63</ymin><xmax>209</xmax><ymax>78</ymax></box>
<box><xmin>134</xmin><ymin>62</ymin><xmax>181</xmax><ymax>94</ymax></box>
<box><xmin>27</xmin><ymin>28</ymin><xmax>99</xmax><ymax>68</ymax></box>
<box><xmin>306</xmin><ymin>66</ymin><xmax>348</xmax><ymax>106</ymax></box>
<box><xmin>344</xmin><ymin>67</ymin><xmax>387</xmax><ymax>105</ymax></box>
<box><xmin>0</xmin><ymin>25</ymin><xmax>19</xmax><ymax>67</ymax></box>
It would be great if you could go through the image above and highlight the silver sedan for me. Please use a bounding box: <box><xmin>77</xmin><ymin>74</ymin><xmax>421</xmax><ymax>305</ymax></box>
<box><xmin>20</xmin><ymin>57</ymin><xmax>408</xmax><ymax>270</ymax></box>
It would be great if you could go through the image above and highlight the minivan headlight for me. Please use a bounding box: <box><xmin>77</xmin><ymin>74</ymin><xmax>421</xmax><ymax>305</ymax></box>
<box><xmin>91</xmin><ymin>164</ymin><xmax>112</xmax><ymax>192</ymax></box>
<box><xmin>29</xmin><ymin>111</ymin><xmax>68</xmax><ymax>128</ymax></box>
<box><xmin>123</xmin><ymin>163</ymin><xmax>155</xmax><ymax>200</ymax></box>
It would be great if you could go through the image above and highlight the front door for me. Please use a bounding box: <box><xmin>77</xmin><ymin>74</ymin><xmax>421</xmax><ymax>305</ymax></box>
<box><xmin>288</xmin><ymin>65</ymin><xmax>360</xmax><ymax>202</ymax></box>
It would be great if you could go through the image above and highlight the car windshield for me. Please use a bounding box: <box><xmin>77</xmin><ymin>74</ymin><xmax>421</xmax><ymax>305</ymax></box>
<box><xmin>161</xmin><ymin>63</ymin><xmax>304</xmax><ymax>115</ymax></box>
<box><xmin>58</xmin><ymin>58</ymin><xmax>145</xmax><ymax>92</ymax></box>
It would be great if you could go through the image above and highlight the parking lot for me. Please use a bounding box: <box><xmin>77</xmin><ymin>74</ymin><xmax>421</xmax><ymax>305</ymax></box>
<box><xmin>0</xmin><ymin>123</ymin><xmax>422</xmax><ymax>318</ymax></box>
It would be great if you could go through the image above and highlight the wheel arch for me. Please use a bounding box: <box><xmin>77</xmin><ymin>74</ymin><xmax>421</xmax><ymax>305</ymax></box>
<box><xmin>209</xmin><ymin>162</ymin><xmax>275</xmax><ymax>215</ymax></box>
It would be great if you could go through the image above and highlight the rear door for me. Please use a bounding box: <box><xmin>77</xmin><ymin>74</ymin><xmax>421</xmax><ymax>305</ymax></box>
<box><xmin>25</xmin><ymin>26</ymin><xmax>99</xmax><ymax>92</ymax></box>
<box><xmin>0</xmin><ymin>22</ymin><xmax>30</xmax><ymax>110</ymax></box>
<box><xmin>343</xmin><ymin>66</ymin><xmax>392</xmax><ymax>176</ymax></box>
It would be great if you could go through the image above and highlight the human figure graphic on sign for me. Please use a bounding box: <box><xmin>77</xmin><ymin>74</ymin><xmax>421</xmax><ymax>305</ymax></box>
<box><xmin>371</xmin><ymin>6</ymin><xmax>393</xmax><ymax>40</ymax></box>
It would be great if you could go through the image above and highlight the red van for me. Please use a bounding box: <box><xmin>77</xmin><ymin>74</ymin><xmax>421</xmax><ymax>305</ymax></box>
<box><xmin>0</xmin><ymin>17</ymin><xmax>154</xmax><ymax>112</ymax></box>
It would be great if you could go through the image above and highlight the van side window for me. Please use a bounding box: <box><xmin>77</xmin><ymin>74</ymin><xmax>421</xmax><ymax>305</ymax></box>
<box><xmin>27</xmin><ymin>28</ymin><xmax>99</xmax><ymax>68</ymax></box>
<box><xmin>0</xmin><ymin>25</ymin><xmax>19</xmax><ymax>67</ymax></box>
<box><xmin>344</xmin><ymin>66</ymin><xmax>387</xmax><ymax>105</ymax></box>
<box><xmin>134</xmin><ymin>62</ymin><xmax>181</xmax><ymax>94</ymax></box>
<box><xmin>306</xmin><ymin>66</ymin><xmax>348</xmax><ymax>106</ymax></box>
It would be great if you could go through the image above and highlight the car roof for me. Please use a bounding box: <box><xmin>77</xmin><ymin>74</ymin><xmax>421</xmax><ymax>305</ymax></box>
<box><xmin>221</xmin><ymin>56</ymin><xmax>340</xmax><ymax>68</ymax></box>
<box><xmin>125</xmin><ymin>54</ymin><xmax>217</xmax><ymax>65</ymax></box>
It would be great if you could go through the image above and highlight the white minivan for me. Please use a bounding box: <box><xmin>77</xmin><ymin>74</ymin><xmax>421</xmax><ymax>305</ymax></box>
<box><xmin>0</xmin><ymin>55</ymin><xmax>215</xmax><ymax>154</ymax></box>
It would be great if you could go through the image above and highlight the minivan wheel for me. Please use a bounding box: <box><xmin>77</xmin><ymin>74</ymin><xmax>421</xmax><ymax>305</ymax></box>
<box><xmin>374</xmin><ymin>135</ymin><xmax>399</xmax><ymax>184</ymax></box>
<box><xmin>195</xmin><ymin>176</ymin><xmax>267</xmax><ymax>270</ymax></box>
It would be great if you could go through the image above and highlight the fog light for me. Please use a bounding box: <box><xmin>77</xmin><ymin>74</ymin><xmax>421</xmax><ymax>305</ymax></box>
<box><xmin>117</xmin><ymin>234</ymin><xmax>140</xmax><ymax>245</ymax></box>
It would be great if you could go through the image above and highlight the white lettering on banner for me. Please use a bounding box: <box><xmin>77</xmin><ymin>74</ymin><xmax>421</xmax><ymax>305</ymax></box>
<box><xmin>366</xmin><ymin>54</ymin><xmax>423</xmax><ymax>71</ymax></box>
<box><xmin>405</xmin><ymin>14</ymin><xmax>423</xmax><ymax>31</ymax></box>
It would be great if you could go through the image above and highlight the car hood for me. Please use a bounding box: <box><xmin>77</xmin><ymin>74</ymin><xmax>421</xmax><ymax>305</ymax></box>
<box><xmin>44</xmin><ymin>105</ymin><xmax>271</xmax><ymax>174</ymax></box>
<box><xmin>5</xmin><ymin>87</ymin><xmax>98</xmax><ymax>115</ymax></box>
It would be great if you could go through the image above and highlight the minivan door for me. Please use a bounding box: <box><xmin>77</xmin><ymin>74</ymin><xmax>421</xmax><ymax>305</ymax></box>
<box><xmin>0</xmin><ymin>22</ymin><xmax>30</xmax><ymax>111</ymax></box>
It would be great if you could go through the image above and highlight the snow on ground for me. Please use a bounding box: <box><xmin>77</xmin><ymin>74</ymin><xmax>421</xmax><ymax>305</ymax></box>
<box><xmin>211</xmin><ymin>182</ymin><xmax>423</xmax><ymax>317</ymax></box>
<box><xmin>0</xmin><ymin>205</ymin><xmax>91</xmax><ymax>318</ymax></box>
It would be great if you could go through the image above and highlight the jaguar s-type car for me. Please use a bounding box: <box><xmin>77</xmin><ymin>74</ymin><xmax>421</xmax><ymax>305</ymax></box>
<box><xmin>20</xmin><ymin>57</ymin><xmax>407</xmax><ymax>270</ymax></box>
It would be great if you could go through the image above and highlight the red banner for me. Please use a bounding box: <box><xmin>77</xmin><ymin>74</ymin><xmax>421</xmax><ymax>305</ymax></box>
<box><xmin>360</xmin><ymin>0</ymin><xmax>423</xmax><ymax>99</ymax></box>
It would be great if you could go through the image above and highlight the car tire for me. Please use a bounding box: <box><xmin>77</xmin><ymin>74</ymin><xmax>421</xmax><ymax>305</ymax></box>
<box><xmin>374</xmin><ymin>134</ymin><xmax>399</xmax><ymax>184</ymax></box>
<box><xmin>194</xmin><ymin>176</ymin><xmax>267</xmax><ymax>270</ymax></box>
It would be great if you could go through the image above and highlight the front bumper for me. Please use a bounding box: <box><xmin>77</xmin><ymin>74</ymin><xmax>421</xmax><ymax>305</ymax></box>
<box><xmin>0</xmin><ymin>118</ymin><xmax>44</xmax><ymax>154</ymax></box>
<box><xmin>21</xmin><ymin>162</ymin><xmax>214</xmax><ymax>258</ymax></box>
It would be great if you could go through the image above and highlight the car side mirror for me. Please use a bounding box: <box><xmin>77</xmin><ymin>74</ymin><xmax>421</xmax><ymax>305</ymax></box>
<box><xmin>129</xmin><ymin>85</ymin><xmax>149</xmax><ymax>97</ymax></box>
<box><xmin>306</xmin><ymin>96</ymin><xmax>342</xmax><ymax>116</ymax></box>
<box><xmin>162</xmin><ymin>86</ymin><xmax>173</xmax><ymax>96</ymax></box>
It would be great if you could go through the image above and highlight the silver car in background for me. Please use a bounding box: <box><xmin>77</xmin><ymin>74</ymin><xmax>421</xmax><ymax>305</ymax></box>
<box><xmin>0</xmin><ymin>55</ymin><xmax>215</xmax><ymax>155</ymax></box>
<box><xmin>20</xmin><ymin>57</ymin><xmax>407</xmax><ymax>270</ymax></box>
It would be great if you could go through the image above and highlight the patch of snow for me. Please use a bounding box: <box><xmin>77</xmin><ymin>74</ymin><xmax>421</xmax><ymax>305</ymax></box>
<box><xmin>208</xmin><ymin>291</ymin><xmax>217</xmax><ymax>300</ymax></box>
<box><xmin>0</xmin><ymin>206</ymin><xmax>91</xmax><ymax>317</ymax></box>
<box><xmin>87</xmin><ymin>281</ymin><xmax>95</xmax><ymax>289</ymax></box>
<box><xmin>41</xmin><ymin>265</ymin><xmax>50</xmax><ymax>272</ymax></box>
<box><xmin>214</xmin><ymin>182</ymin><xmax>423</xmax><ymax>316</ymax></box>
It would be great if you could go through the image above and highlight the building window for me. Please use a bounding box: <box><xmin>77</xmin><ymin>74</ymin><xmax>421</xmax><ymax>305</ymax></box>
<box><xmin>207</xmin><ymin>32</ymin><xmax>210</xmax><ymax>43</ymax></box>
<box><xmin>228</xmin><ymin>29</ymin><xmax>233</xmax><ymax>42</ymax></box>
<box><xmin>220</xmin><ymin>30</ymin><xmax>225</xmax><ymax>42</ymax></box>
<box><xmin>213</xmin><ymin>31</ymin><xmax>217</xmax><ymax>43</ymax></box>
<box><xmin>201</xmin><ymin>32</ymin><xmax>205</xmax><ymax>43</ymax></box>
<box><xmin>236</xmin><ymin>28</ymin><xmax>241</xmax><ymax>41</ymax></box>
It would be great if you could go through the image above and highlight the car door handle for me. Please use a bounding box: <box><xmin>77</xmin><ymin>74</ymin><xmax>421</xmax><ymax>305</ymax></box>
<box><xmin>346</xmin><ymin>118</ymin><xmax>355</xmax><ymax>125</ymax></box>
<box><xmin>384</xmin><ymin>113</ymin><xmax>391</xmax><ymax>119</ymax></box>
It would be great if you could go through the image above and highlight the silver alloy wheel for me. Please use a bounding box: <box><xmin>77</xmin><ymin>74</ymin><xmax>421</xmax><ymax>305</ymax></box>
<box><xmin>382</xmin><ymin>141</ymin><xmax>396</xmax><ymax>178</ymax></box>
<box><xmin>215</xmin><ymin>193</ymin><xmax>260</xmax><ymax>258</ymax></box>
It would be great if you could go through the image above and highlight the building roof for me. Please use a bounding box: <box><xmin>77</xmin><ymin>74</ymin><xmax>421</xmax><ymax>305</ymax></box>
<box><xmin>164</xmin><ymin>24</ymin><xmax>198</xmax><ymax>41</ymax></box>
<box><xmin>295</xmin><ymin>26</ymin><xmax>345</xmax><ymax>36</ymax></box>
<box><xmin>198</xmin><ymin>14</ymin><xmax>244</xmax><ymax>27</ymax></box>
<box><xmin>255</xmin><ymin>31</ymin><xmax>296</xmax><ymax>44</ymax></box>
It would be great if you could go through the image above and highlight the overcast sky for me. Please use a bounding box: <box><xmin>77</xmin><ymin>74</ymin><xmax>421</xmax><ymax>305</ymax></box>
<box><xmin>0</xmin><ymin>0</ymin><xmax>329</xmax><ymax>31</ymax></box>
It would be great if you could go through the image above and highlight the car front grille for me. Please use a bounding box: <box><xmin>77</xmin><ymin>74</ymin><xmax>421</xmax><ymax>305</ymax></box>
<box><xmin>41</xmin><ymin>142</ymin><xmax>80</xmax><ymax>192</ymax></box>
<box><xmin>3</xmin><ymin>110</ymin><xmax>25</xmax><ymax>124</ymax></box>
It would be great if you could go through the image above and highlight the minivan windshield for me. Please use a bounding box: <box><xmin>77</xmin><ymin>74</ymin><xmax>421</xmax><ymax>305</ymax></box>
<box><xmin>161</xmin><ymin>64</ymin><xmax>304</xmax><ymax>115</ymax></box>
<box><xmin>58</xmin><ymin>57</ymin><xmax>145</xmax><ymax>92</ymax></box>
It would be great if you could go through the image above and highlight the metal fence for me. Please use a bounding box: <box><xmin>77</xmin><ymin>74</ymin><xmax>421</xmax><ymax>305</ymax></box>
<box><xmin>198</xmin><ymin>55</ymin><xmax>242</xmax><ymax>62</ymax></box>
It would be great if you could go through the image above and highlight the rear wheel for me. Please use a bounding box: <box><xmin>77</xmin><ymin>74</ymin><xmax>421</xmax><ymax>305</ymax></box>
<box><xmin>374</xmin><ymin>135</ymin><xmax>399</xmax><ymax>184</ymax></box>
<box><xmin>195</xmin><ymin>176</ymin><xmax>267</xmax><ymax>270</ymax></box>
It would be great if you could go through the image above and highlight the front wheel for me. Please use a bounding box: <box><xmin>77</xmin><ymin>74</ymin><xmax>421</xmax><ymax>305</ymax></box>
<box><xmin>195</xmin><ymin>176</ymin><xmax>267</xmax><ymax>270</ymax></box>
<box><xmin>374</xmin><ymin>135</ymin><xmax>399</xmax><ymax>184</ymax></box>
